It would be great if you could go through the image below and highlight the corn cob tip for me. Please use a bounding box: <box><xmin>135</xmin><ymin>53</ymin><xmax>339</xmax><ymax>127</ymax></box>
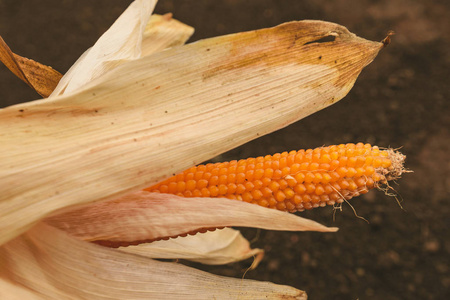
<box><xmin>383</xmin><ymin>148</ymin><xmax>406</xmax><ymax>181</ymax></box>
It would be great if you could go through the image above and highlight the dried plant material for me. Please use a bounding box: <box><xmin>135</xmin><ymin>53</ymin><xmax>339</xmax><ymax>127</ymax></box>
<box><xmin>0</xmin><ymin>279</ymin><xmax>45</xmax><ymax>300</ymax></box>
<box><xmin>119</xmin><ymin>227</ymin><xmax>264</xmax><ymax>267</ymax></box>
<box><xmin>0</xmin><ymin>20</ymin><xmax>385</xmax><ymax>245</ymax></box>
<box><xmin>45</xmin><ymin>192</ymin><xmax>337</xmax><ymax>247</ymax></box>
<box><xmin>0</xmin><ymin>223</ymin><xmax>306</xmax><ymax>300</ymax></box>
<box><xmin>50</xmin><ymin>3</ymin><xmax>193</xmax><ymax>98</ymax></box>
<box><xmin>50</xmin><ymin>0</ymin><xmax>157</xmax><ymax>96</ymax></box>
<box><xmin>0</xmin><ymin>35</ymin><xmax>62</xmax><ymax>98</ymax></box>
<box><xmin>141</xmin><ymin>13</ymin><xmax>194</xmax><ymax>56</ymax></box>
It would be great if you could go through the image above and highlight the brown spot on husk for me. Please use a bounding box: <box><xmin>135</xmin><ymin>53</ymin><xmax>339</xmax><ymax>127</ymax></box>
<box><xmin>202</xmin><ymin>20</ymin><xmax>384</xmax><ymax>89</ymax></box>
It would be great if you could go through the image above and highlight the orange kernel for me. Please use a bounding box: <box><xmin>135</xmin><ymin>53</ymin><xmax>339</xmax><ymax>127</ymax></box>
<box><xmin>209</xmin><ymin>186</ymin><xmax>219</xmax><ymax>196</ymax></box>
<box><xmin>245</xmin><ymin>181</ymin><xmax>255</xmax><ymax>191</ymax></box>
<box><xmin>264</xmin><ymin>168</ymin><xmax>274</xmax><ymax>179</ymax></box>
<box><xmin>201</xmin><ymin>188</ymin><xmax>210</xmax><ymax>197</ymax></box>
<box><xmin>218</xmin><ymin>184</ymin><xmax>228</xmax><ymax>195</ymax></box>
<box><xmin>322</xmin><ymin>173</ymin><xmax>332</xmax><ymax>183</ymax></box>
<box><xmin>236</xmin><ymin>184</ymin><xmax>246</xmax><ymax>194</ymax></box>
<box><xmin>252</xmin><ymin>189</ymin><xmax>263</xmax><ymax>200</ymax></box>
<box><xmin>227</xmin><ymin>183</ymin><xmax>237</xmax><ymax>194</ymax></box>
<box><xmin>273</xmin><ymin>169</ymin><xmax>283</xmax><ymax>179</ymax></box>
<box><xmin>347</xmin><ymin>167</ymin><xmax>357</xmax><ymax>177</ymax></box>
<box><xmin>319</xmin><ymin>154</ymin><xmax>331</xmax><ymax>163</ymax></box>
<box><xmin>305</xmin><ymin>183</ymin><xmax>315</xmax><ymax>193</ymax></box>
<box><xmin>254</xmin><ymin>169</ymin><xmax>265</xmax><ymax>180</ymax></box>
<box><xmin>278</xmin><ymin>179</ymin><xmax>288</xmax><ymax>190</ymax></box>
<box><xmin>186</xmin><ymin>180</ymin><xmax>196</xmax><ymax>191</ymax></box>
<box><xmin>290</xmin><ymin>163</ymin><xmax>301</xmax><ymax>174</ymax></box>
<box><xmin>312</xmin><ymin>173</ymin><xmax>323</xmax><ymax>184</ymax></box>
<box><xmin>315</xmin><ymin>186</ymin><xmax>325</xmax><ymax>195</ymax></box>
<box><xmin>227</xmin><ymin>173</ymin><xmax>236</xmax><ymax>184</ymax></box>
<box><xmin>309</xmin><ymin>162</ymin><xmax>319</xmax><ymax>171</ymax></box>
<box><xmin>294</xmin><ymin>172</ymin><xmax>306</xmax><ymax>183</ymax></box>
<box><xmin>294</xmin><ymin>184</ymin><xmax>306</xmax><ymax>194</ymax></box>
<box><xmin>262</xmin><ymin>187</ymin><xmax>273</xmax><ymax>197</ymax></box>
<box><xmin>285</xmin><ymin>175</ymin><xmax>297</xmax><ymax>187</ymax></box>
<box><xmin>279</xmin><ymin>157</ymin><xmax>288</xmax><ymax>168</ymax></box>
<box><xmin>236</xmin><ymin>173</ymin><xmax>246</xmax><ymax>184</ymax></box>
<box><xmin>197</xmin><ymin>179</ymin><xmax>208</xmax><ymax>189</ymax></box>
<box><xmin>209</xmin><ymin>176</ymin><xmax>219</xmax><ymax>186</ymax></box>
<box><xmin>305</xmin><ymin>172</ymin><xmax>315</xmax><ymax>183</ymax></box>
<box><xmin>261</xmin><ymin>177</ymin><xmax>272</xmax><ymax>186</ymax></box>
<box><xmin>337</xmin><ymin>167</ymin><xmax>348</xmax><ymax>177</ymax></box>
<box><xmin>242</xmin><ymin>192</ymin><xmax>252</xmax><ymax>202</ymax></box>
<box><xmin>275</xmin><ymin>190</ymin><xmax>286</xmax><ymax>202</ymax></box>
<box><xmin>253</xmin><ymin>179</ymin><xmax>263</xmax><ymax>189</ymax></box>
<box><xmin>281</xmin><ymin>167</ymin><xmax>291</xmax><ymax>176</ymax></box>
<box><xmin>284</xmin><ymin>188</ymin><xmax>295</xmax><ymax>199</ymax></box>
<box><xmin>276</xmin><ymin>202</ymin><xmax>287</xmax><ymax>211</ymax></box>
<box><xmin>268</xmin><ymin>181</ymin><xmax>280</xmax><ymax>192</ymax></box>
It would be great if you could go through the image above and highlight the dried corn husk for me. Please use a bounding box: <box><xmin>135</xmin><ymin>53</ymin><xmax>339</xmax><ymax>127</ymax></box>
<box><xmin>0</xmin><ymin>223</ymin><xmax>306</xmax><ymax>299</ymax></box>
<box><xmin>44</xmin><ymin>191</ymin><xmax>337</xmax><ymax>246</ymax></box>
<box><xmin>0</xmin><ymin>35</ymin><xmax>62</xmax><ymax>97</ymax></box>
<box><xmin>118</xmin><ymin>227</ymin><xmax>264</xmax><ymax>267</ymax></box>
<box><xmin>49</xmin><ymin>0</ymin><xmax>158</xmax><ymax>96</ymax></box>
<box><xmin>141</xmin><ymin>13</ymin><xmax>194</xmax><ymax>56</ymax></box>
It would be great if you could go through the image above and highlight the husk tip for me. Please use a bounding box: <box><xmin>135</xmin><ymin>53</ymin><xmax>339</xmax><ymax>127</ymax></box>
<box><xmin>381</xmin><ymin>30</ymin><xmax>395</xmax><ymax>47</ymax></box>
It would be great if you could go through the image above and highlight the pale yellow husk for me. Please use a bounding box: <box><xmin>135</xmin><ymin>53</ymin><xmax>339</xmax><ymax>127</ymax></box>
<box><xmin>119</xmin><ymin>227</ymin><xmax>264</xmax><ymax>266</ymax></box>
<box><xmin>141</xmin><ymin>13</ymin><xmax>194</xmax><ymax>56</ymax></box>
<box><xmin>0</xmin><ymin>223</ymin><xmax>306</xmax><ymax>300</ymax></box>
<box><xmin>50</xmin><ymin>7</ymin><xmax>193</xmax><ymax>97</ymax></box>
<box><xmin>50</xmin><ymin>0</ymin><xmax>158</xmax><ymax>97</ymax></box>
<box><xmin>44</xmin><ymin>191</ymin><xmax>337</xmax><ymax>245</ymax></box>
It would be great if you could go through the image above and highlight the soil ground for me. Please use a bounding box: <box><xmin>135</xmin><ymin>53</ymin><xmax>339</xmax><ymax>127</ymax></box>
<box><xmin>0</xmin><ymin>1</ymin><xmax>448</xmax><ymax>299</ymax></box>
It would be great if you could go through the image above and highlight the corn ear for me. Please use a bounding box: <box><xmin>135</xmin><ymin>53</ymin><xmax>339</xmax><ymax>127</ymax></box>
<box><xmin>0</xmin><ymin>20</ymin><xmax>385</xmax><ymax>245</ymax></box>
<box><xmin>147</xmin><ymin>143</ymin><xmax>405</xmax><ymax>212</ymax></box>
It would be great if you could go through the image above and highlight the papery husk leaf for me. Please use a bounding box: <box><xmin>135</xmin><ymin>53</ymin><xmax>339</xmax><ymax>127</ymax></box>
<box><xmin>50</xmin><ymin>0</ymin><xmax>157</xmax><ymax>97</ymax></box>
<box><xmin>45</xmin><ymin>192</ymin><xmax>337</xmax><ymax>247</ymax></box>
<box><xmin>0</xmin><ymin>35</ymin><xmax>62</xmax><ymax>98</ymax></box>
<box><xmin>119</xmin><ymin>227</ymin><xmax>264</xmax><ymax>267</ymax></box>
<box><xmin>0</xmin><ymin>278</ymin><xmax>45</xmax><ymax>300</ymax></box>
<box><xmin>141</xmin><ymin>13</ymin><xmax>194</xmax><ymax>57</ymax></box>
<box><xmin>0</xmin><ymin>223</ymin><xmax>306</xmax><ymax>299</ymax></box>
<box><xmin>0</xmin><ymin>20</ymin><xmax>383</xmax><ymax>245</ymax></box>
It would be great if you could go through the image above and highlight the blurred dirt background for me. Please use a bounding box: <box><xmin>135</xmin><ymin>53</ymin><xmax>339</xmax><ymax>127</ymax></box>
<box><xmin>0</xmin><ymin>0</ymin><xmax>448</xmax><ymax>299</ymax></box>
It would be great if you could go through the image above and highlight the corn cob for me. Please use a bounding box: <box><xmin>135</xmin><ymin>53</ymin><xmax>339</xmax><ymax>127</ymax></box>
<box><xmin>145</xmin><ymin>143</ymin><xmax>405</xmax><ymax>212</ymax></box>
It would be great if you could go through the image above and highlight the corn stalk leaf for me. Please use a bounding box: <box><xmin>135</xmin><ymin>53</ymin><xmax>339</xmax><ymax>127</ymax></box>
<box><xmin>0</xmin><ymin>223</ymin><xmax>306</xmax><ymax>300</ymax></box>
<box><xmin>0</xmin><ymin>20</ymin><xmax>384</xmax><ymax>245</ymax></box>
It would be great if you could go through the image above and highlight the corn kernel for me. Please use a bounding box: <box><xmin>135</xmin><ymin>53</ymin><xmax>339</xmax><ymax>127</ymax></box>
<box><xmin>284</xmin><ymin>188</ymin><xmax>295</xmax><ymax>199</ymax></box>
<box><xmin>268</xmin><ymin>181</ymin><xmax>280</xmax><ymax>193</ymax></box>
